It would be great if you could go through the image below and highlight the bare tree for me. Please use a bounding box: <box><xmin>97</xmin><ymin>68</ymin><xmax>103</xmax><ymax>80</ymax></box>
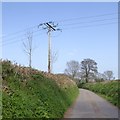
<box><xmin>103</xmin><ymin>70</ymin><xmax>114</xmax><ymax>80</ymax></box>
<box><xmin>23</xmin><ymin>31</ymin><xmax>33</xmax><ymax>71</ymax></box>
<box><xmin>64</xmin><ymin>60</ymin><xmax>80</xmax><ymax>79</ymax></box>
<box><xmin>95</xmin><ymin>72</ymin><xmax>106</xmax><ymax>82</ymax></box>
<box><xmin>80</xmin><ymin>58</ymin><xmax>98</xmax><ymax>83</ymax></box>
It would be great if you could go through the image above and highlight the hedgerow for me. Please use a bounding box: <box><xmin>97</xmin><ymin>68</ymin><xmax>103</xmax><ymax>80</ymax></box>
<box><xmin>2</xmin><ymin>60</ymin><xmax>79</xmax><ymax>118</ymax></box>
<box><xmin>82</xmin><ymin>81</ymin><xmax>120</xmax><ymax>108</ymax></box>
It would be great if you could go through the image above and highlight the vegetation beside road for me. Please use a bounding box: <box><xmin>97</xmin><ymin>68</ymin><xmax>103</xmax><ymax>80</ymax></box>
<box><xmin>2</xmin><ymin>60</ymin><xmax>79</xmax><ymax>118</ymax></box>
<box><xmin>82</xmin><ymin>80</ymin><xmax>120</xmax><ymax>108</ymax></box>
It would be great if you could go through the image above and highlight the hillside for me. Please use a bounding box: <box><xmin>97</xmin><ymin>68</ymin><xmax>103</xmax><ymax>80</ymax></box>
<box><xmin>1</xmin><ymin>60</ymin><xmax>79</xmax><ymax>118</ymax></box>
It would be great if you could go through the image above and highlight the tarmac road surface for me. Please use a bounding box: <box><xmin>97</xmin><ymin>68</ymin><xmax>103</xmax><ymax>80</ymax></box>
<box><xmin>64</xmin><ymin>89</ymin><xmax>119</xmax><ymax>118</ymax></box>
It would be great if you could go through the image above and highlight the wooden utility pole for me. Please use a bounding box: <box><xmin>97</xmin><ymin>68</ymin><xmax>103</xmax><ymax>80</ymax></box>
<box><xmin>48</xmin><ymin>27</ymin><xmax>51</xmax><ymax>73</ymax></box>
<box><xmin>38</xmin><ymin>22</ymin><xmax>61</xmax><ymax>73</ymax></box>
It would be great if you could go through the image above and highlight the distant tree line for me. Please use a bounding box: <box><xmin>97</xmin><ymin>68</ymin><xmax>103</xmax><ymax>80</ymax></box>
<box><xmin>64</xmin><ymin>58</ymin><xmax>114</xmax><ymax>83</ymax></box>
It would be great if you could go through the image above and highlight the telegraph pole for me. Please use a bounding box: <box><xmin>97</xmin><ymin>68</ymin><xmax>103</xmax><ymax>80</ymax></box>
<box><xmin>47</xmin><ymin>23</ymin><xmax>55</xmax><ymax>73</ymax></box>
<box><xmin>48</xmin><ymin>27</ymin><xmax>51</xmax><ymax>73</ymax></box>
<box><xmin>38</xmin><ymin>22</ymin><xmax>61</xmax><ymax>73</ymax></box>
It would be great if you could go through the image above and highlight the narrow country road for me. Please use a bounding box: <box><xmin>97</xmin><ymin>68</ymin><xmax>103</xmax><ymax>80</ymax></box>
<box><xmin>64</xmin><ymin>89</ymin><xmax>119</xmax><ymax>118</ymax></box>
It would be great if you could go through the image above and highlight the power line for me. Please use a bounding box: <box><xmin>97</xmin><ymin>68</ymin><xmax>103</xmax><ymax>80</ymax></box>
<box><xmin>62</xmin><ymin>22</ymin><xmax>118</xmax><ymax>30</ymax></box>
<box><xmin>2</xmin><ymin>29</ymin><xmax>43</xmax><ymax>43</ymax></box>
<box><xmin>38</xmin><ymin>22</ymin><xmax>61</xmax><ymax>73</ymax></box>
<box><xmin>0</xmin><ymin>30</ymin><xmax>45</xmax><ymax>47</ymax></box>
<box><xmin>1</xmin><ymin>17</ymin><xmax>117</xmax><ymax>41</ymax></box>
<box><xmin>1</xmin><ymin>12</ymin><xmax>118</xmax><ymax>39</ymax></box>
<box><xmin>1</xmin><ymin>21</ymin><xmax>118</xmax><ymax>47</ymax></box>
<box><xmin>2</xmin><ymin>27</ymin><xmax>43</xmax><ymax>40</ymax></box>
<box><xmin>1</xmin><ymin>12</ymin><xmax>118</xmax><ymax>47</ymax></box>
<box><xmin>55</xmin><ymin>12</ymin><xmax>119</xmax><ymax>23</ymax></box>
<box><xmin>1</xmin><ymin>25</ymin><xmax>38</xmax><ymax>39</ymax></box>
<box><xmin>60</xmin><ymin>17</ymin><xmax>118</xmax><ymax>27</ymax></box>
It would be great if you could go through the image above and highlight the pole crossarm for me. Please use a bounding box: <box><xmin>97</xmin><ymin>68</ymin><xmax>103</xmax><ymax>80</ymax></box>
<box><xmin>38</xmin><ymin>21</ymin><xmax>61</xmax><ymax>73</ymax></box>
<box><xmin>46</xmin><ymin>23</ymin><xmax>56</xmax><ymax>31</ymax></box>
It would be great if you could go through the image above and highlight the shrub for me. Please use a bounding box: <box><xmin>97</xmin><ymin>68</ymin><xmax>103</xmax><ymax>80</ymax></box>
<box><xmin>2</xmin><ymin>60</ymin><xmax>79</xmax><ymax>118</ymax></box>
<box><xmin>82</xmin><ymin>81</ymin><xmax>120</xmax><ymax>108</ymax></box>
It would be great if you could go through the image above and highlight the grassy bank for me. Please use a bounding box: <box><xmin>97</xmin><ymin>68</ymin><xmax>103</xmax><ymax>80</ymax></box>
<box><xmin>2</xmin><ymin>60</ymin><xmax>79</xmax><ymax>118</ymax></box>
<box><xmin>82</xmin><ymin>81</ymin><xmax>120</xmax><ymax>108</ymax></box>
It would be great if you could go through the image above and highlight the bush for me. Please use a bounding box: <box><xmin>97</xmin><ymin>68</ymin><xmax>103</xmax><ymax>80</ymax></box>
<box><xmin>2</xmin><ymin>60</ymin><xmax>79</xmax><ymax>118</ymax></box>
<box><xmin>82</xmin><ymin>81</ymin><xmax>120</xmax><ymax>108</ymax></box>
<box><xmin>77</xmin><ymin>82</ymin><xmax>85</xmax><ymax>88</ymax></box>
